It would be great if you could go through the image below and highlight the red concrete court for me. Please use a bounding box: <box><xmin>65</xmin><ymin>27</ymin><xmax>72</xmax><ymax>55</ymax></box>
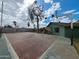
<box><xmin>6</xmin><ymin>32</ymin><xmax>56</xmax><ymax>59</ymax></box>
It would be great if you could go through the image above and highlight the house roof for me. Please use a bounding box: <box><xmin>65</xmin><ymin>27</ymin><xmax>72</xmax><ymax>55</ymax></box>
<box><xmin>47</xmin><ymin>22</ymin><xmax>79</xmax><ymax>27</ymax></box>
<box><xmin>75</xmin><ymin>20</ymin><xmax>79</xmax><ymax>23</ymax></box>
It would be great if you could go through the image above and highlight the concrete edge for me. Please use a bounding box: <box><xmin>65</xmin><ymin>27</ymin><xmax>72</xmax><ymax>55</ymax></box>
<box><xmin>39</xmin><ymin>40</ymin><xmax>57</xmax><ymax>59</ymax></box>
<box><xmin>2</xmin><ymin>34</ymin><xmax>20</xmax><ymax>59</ymax></box>
<box><xmin>39</xmin><ymin>39</ymin><xmax>79</xmax><ymax>59</ymax></box>
<box><xmin>72</xmin><ymin>46</ymin><xmax>79</xmax><ymax>58</ymax></box>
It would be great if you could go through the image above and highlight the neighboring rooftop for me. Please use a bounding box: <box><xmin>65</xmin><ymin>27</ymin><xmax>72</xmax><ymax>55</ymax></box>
<box><xmin>47</xmin><ymin>22</ymin><xmax>79</xmax><ymax>27</ymax></box>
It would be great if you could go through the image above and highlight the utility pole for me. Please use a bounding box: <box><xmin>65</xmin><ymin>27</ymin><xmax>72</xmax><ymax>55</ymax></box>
<box><xmin>71</xmin><ymin>19</ymin><xmax>73</xmax><ymax>45</ymax></box>
<box><xmin>0</xmin><ymin>1</ymin><xmax>3</xmax><ymax>37</ymax></box>
<box><xmin>64</xmin><ymin>13</ymin><xmax>73</xmax><ymax>45</ymax></box>
<box><xmin>1</xmin><ymin>1</ymin><xmax>3</xmax><ymax>27</ymax></box>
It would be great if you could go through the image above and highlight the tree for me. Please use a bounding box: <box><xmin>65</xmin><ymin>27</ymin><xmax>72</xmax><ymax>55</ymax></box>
<box><xmin>27</xmin><ymin>22</ymin><xmax>30</xmax><ymax>27</ymax></box>
<box><xmin>28</xmin><ymin>1</ymin><xmax>44</xmax><ymax>32</ymax></box>
<box><xmin>13</xmin><ymin>21</ymin><xmax>17</xmax><ymax>28</ymax></box>
<box><xmin>4</xmin><ymin>25</ymin><xmax>13</xmax><ymax>28</ymax></box>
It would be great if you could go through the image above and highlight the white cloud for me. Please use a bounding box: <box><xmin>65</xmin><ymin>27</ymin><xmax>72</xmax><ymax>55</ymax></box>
<box><xmin>73</xmin><ymin>12</ymin><xmax>79</xmax><ymax>15</ymax></box>
<box><xmin>16</xmin><ymin>0</ymin><xmax>35</xmax><ymax>20</ymax></box>
<box><xmin>0</xmin><ymin>12</ymin><xmax>16</xmax><ymax>26</ymax></box>
<box><xmin>44</xmin><ymin>2</ymin><xmax>61</xmax><ymax>17</ymax></box>
<box><xmin>51</xmin><ymin>16</ymin><xmax>77</xmax><ymax>23</ymax></box>
<box><xmin>44</xmin><ymin>0</ymin><xmax>53</xmax><ymax>3</ymax></box>
<box><xmin>0</xmin><ymin>0</ymin><xmax>20</xmax><ymax>17</ymax></box>
<box><xmin>63</xmin><ymin>10</ymin><xmax>76</xmax><ymax>14</ymax></box>
<box><xmin>53</xmin><ymin>3</ymin><xmax>61</xmax><ymax>10</ymax></box>
<box><xmin>63</xmin><ymin>10</ymin><xmax>79</xmax><ymax>17</ymax></box>
<box><xmin>0</xmin><ymin>0</ymin><xmax>36</xmax><ymax>28</ymax></box>
<box><xmin>0</xmin><ymin>0</ymin><xmax>19</xmax><ymax>26</ymax></box>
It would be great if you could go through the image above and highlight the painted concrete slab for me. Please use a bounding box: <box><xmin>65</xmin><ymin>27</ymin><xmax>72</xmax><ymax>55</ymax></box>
<box><xmin>0</xmin><ymin>37</ymin><xmax>11</xmax><ymax>59</ymax></box>
<box><xmin>6</xmin><ymin>32</ymin><xmax>56</xmax><ymax>59</ymax></box>
<box><xmin>40</xmin><ymin>40</ymin><xmax>79</xmax><ymax>59</ymax></box>
<box><xmin>6</xmin><ymin>32</ymin><xmax>79</xmax><ymax>59</ymax></box>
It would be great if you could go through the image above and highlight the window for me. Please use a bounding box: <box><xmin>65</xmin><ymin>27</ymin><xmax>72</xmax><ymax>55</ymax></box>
<box><xmin>54</xmin><ymin>27</ymin><xmax>59</xmax><ymax>33</ymax></box>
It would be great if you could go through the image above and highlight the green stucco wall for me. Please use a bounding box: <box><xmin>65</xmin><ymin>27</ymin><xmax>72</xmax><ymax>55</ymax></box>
<box><xmin>65</xmin><ymin>27</ymin><xmax>79</xmax><ymax>39</ymax></box>
<box><xmin>50</xmin><ymin>24</ymin><xmax>65</xmax><ymax>36</ymax></box>
<box><xmin>49</xmin><ymin>23</ymin><xmax>79</xmax><ymax>39</ymax></box>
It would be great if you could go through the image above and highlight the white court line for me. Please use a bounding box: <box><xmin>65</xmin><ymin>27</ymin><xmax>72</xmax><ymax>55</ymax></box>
<box><xmin>2</xmin><ymin>34</ymin><xmax>20</xmax><ymax>59</ymax></box>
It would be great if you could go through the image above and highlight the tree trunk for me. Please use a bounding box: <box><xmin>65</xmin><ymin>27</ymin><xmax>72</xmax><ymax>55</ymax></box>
<box><xmin>37</xmin><ymin>16</ymin><xmax>39</xmax><ymax>32</ymax></box>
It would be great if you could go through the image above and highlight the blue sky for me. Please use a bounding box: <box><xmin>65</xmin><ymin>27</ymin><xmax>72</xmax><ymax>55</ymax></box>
<box><xmin>60</xmin><ymin>0</ymin><xmax>79</xmax><ymax>19</ymax></box>
<box><xmin>60</xmin><ymin>0</ymin><xmax>79</xmax><ymax>11</ymax></box>
<box><xmin>37</xmin><ymin>0</ymin><xmax>79</xmax><ymax>19</ymax></box>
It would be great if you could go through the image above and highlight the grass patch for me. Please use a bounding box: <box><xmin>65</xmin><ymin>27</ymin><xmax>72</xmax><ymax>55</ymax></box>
<box><xmin>74</xmin><ymin>39</ymin><xmax>79</xmax><ymax>55</ymax></box>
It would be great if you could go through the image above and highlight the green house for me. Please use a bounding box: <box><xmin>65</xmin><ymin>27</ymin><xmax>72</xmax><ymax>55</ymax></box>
<box><xmin>47</xmin><ymin>22</ymin><xmax>79</xmax><ymax>39</ymax></box>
